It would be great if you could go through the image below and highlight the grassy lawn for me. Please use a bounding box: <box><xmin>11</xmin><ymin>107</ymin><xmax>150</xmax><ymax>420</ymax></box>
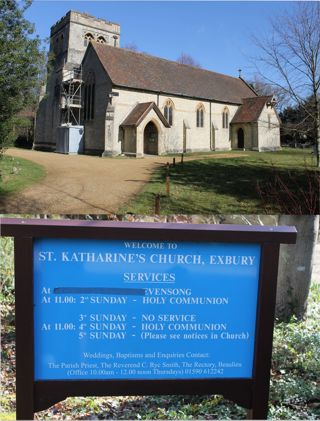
<box><xmin>121</xmin><ymin>148</ymin><xmax>319</xmax><ymax>214</ymax></box>
<box><xmin>0</xmin><ymin>154</ymin><xmax>45</xmax><ymax>197</ymax></box>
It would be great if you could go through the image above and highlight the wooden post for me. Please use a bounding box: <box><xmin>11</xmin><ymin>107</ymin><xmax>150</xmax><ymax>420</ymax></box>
<box><xmin>166</xmin><ymin>162</ymin><xmax>170</xmax><ymax>176</ymax></box>
<box><xmin>15</xmin><ymin>237</ymin><xmax>35</xmax><ymax>420</ymax></box>
<box><xmin>250</xmin><ymin>242</ymin><xmax>281</xmax><ymax>419</ymax></box>
<box><xmin>246</xmin><ymin>409</ymin><xmax>253</xmax><ymax>419</ymax></box>
<box><xmin>166</xmin><ymin>176</ymin><xmax>170</xmax><ymax>196</ymax></box>
<box><xmin>173</xmin><ymin>157</ymin><xmax>176</xmax><ymax>167</ymax></box>
<box><xmin>155</xmin><ymin>194</ymin><xmax>160</xmax><ymax>214</ymax></box>
<box><xmin>181</xmin><ymin>153</ymin><xmax>184</xmax><ymax>164</ymax></box>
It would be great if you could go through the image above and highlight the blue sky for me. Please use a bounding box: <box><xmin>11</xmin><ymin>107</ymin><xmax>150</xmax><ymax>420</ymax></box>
<box><xmin>25</xmin><ymin>1</ymin><xmax>296</xmax><ymax>80</ymax></box>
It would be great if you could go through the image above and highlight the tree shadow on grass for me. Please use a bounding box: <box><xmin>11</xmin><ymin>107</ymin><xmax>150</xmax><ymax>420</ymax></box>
<box><xmin>146</xmin><ymin>159</ymin><xmax>318</xmax><ymax>214</ymax></box>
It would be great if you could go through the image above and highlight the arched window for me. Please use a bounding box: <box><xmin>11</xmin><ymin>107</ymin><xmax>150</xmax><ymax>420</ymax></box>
<box><xmin>84</xmin><ymin>72</ymin><xmax>95</xmax><ymax>121</ymax></box>
<box><xmin>84</xmin><ymin>33</ymin><xmax>94</xmax><ymax>47</ymax></box>
<box><xmin>164</xmin><ymin>99</ymin><xmax>173</xmax><ymax>126</ymax></box>
<box><xmin>196</xmin><ymin>104</ymin><xmax>205</xmax><ymax>127</ymax></box>
<box><xmin>97</xmin><ymin>36</ymin><xmax>106</xmax><ymax>44</ymax></box>
<box><xmin>222</xmin><ymin>107</ymin><xmax>229</xmax><ymax>129</ymax></box>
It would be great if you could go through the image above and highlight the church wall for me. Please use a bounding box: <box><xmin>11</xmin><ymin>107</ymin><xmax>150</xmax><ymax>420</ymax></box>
<box><xmin>34</xmin><ymin>11</ymin><xmax>120</xmax><ymax>153</ymax></box>
<box><xmin>122</xmin><ymin>127</ymin><xmax>136</xmax><ymax>155</ymax></box>
<box><xmin>34</xmin><ymin>73</ymin><xmax>61</xmax><ymax>151</ymax></box>
<box><xmin>111</xmin><ymin>89</ymin><xmax>157</xmax><ymax>155</ymax></box>
<box><xmin>257</xmin><ymin>105</ymin><xmax>281</xmax><ymax>151</ymax></box>
<box><xmin>111</xmin><ymin>89</ymin><xmax>239</xmax><ymax>155</ymax></box>
<box><xmin>82</xmin><ymin>48</ymin><xmax>112</xmax><ymax>155</ymax></box>
<box><xmin>51</xmin><ymin>11</ymin><xmax>121</xmax><ymax>66</ymax></box>
<box><xmin>230</xmin><ymin>123</ymin><xmax>259</xmax><ymax>150</ymax></box>
<box><xmin>137</xmin><ymin>109</ymin><xmax>169</xmax><ymax>156</ymax></box>
<box><xmin>68</xmin><ymin>16</ymin><xmax>120</xmax><ymax>65</ymax></box>
<box><xmin>251</xmin><ymin>123</ymin><xmax>259</xmax><ymax>150</ymax></box>
<box><xmin>157</xmin><ymin>95</ymin><xmax>238</xmax><ymax>152</ymax></box>
<box><xmin>210</xmin><ymin>103</ymin><xmax>238</xmax><ymax>151</ymax></box>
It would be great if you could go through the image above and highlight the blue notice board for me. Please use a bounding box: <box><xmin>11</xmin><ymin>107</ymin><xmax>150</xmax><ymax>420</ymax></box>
<box><xmin>33</xmin><ymin>239</ymin><xmax>261</xmax><ymax>380</ymax></box>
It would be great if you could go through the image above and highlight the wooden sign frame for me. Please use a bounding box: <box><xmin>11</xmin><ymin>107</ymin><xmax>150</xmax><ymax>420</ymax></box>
<box><xmin>1</xmin><ymin>218</ymin><xmax>297</xmax><ymax>420</ymax></box>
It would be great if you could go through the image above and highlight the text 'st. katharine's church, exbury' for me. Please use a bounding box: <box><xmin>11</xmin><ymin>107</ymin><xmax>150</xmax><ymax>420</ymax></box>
<box><xmin>34</xmin><ymin>11</ymin><xmax>281</xmax><ymax>157</ymax></box>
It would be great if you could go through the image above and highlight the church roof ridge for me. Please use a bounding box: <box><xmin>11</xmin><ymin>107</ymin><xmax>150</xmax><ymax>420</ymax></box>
<box><xmin>89</xmin><ymin>42</ymin><xmax>257</xmax><ymax>104</ymax></box>
<box><xmin>113</xmin><ymin>43</ymin><xmax>250</xmax><ymax>86</ymax></box>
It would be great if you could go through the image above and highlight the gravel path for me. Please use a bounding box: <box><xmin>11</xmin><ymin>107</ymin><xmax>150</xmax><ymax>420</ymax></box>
<box><xmin>1</xmin><ymin>149</ymin><xmax>166</xmax><ymax>214</ymax></box>
<box><xmin>2</xmin><ymin>148</ymin><xmax>319</xmax><ymax>283</ymax></box>
<box><xmin>0</xmin><ymin>149</ymin><xmax>248</xmax><ymax>214</ymax></box>
<box><xmin>1</xmin><ymin>149</ymin><xmax>246</xmax><ymax>214</ymax></box>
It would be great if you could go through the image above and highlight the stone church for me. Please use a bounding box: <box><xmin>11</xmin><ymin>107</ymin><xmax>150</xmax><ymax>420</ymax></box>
<box><xmin>34</xmin><ymin>10</ymin><xmax>281</xmax><ymax>156</ymax></box>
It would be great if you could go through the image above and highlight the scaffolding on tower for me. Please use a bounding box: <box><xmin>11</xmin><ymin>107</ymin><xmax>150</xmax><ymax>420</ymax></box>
<box><xmin>60</xmin><ymin>66</ymin><xmax>83</xmax><ymax>126</ymax></box>
<box><xmin>56</xmin><ymin>66</ymin><xmax>84</xmax><ymax>154</ymax></box>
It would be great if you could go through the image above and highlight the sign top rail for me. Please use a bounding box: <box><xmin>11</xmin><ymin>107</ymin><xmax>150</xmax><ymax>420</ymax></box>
<box><xmin>0</xmin><ymin>218</ymin><xmax>297</xmax><ymax>244</ymax></box>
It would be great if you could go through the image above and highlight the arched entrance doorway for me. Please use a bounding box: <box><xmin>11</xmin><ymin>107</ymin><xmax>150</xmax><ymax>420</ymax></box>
<box><xmin>237</xmin><ymin>128</ymin><xmax>244</xmax><ymax>149</ymax></box>
<box><xmin>144</xmin><ymin>121</ymin><xmax>158</xmax><ymax>155</ymax></box>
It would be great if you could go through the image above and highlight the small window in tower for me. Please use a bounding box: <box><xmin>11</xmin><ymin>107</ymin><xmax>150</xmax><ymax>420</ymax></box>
<box><xmin>97</xmin><ymin>36</ymin><xmax>106</xmax><ymax>44</ymax></box>
<box><xmin>84</xmin><ymin>33</ymin><xmax>94</xmax><ymax>47</ymax></box>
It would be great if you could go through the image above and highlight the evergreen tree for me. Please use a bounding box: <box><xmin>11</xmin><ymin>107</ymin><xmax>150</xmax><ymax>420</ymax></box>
<box><xmin>0</xmin><ymin>0</ymin><xmax>46</xmax><ymax>154</ymax></box>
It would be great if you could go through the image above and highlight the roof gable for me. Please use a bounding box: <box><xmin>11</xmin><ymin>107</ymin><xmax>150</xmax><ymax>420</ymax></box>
<box><xmin>121</xmin><ymin>102</ymin><xmax>170</xmax><ymax>128</ymax></box>
<box><xmin>89</xmin><ymin>42</ymin><xmax>257</xmax><ymax>104</ymax></box>
<box><xmin>231</xmin><ymin>96</ymin><xmax>273</xmax><ymax>124</ymax></box>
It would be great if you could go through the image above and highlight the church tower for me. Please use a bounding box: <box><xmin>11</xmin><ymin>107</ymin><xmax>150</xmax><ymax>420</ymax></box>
<box><xmin>50</xmin><ymin>10</ymin><xmax>120</xmax><ymax>70</ymax></box>
<box><xmin>34</xmin><ymin>11</ymin><xmax>120</xmax><ymax>151</ymax></box>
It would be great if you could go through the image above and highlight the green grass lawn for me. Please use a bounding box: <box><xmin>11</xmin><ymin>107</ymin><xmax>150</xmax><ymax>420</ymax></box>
<box><xmin>0</xmin><ymin>154</ymin><xmax>45</xmax><ymax>197</ymax></box>
<box><xmin>121</xmin><ymin>148</ymin><xmax>319</xmax><ymax>214</ymax></box>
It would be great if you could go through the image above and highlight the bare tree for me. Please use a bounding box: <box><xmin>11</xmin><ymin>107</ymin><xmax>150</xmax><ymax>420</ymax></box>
<box><xmin>123</xmin><ymin>42</ymin><xmax>139</xmax><ymax>52</ymax></box>
<box><xmin>248</xmin><ymin>75</ymin><xmax>286</xmax><ymax>109</ymax></box>
<box><xmin>252</xmin><ymin>2</ymin><xmax>320</xmax><ymax>166</ymax></box>
<box><xmin>176</xmin><ymin>52</ymin><xmax>201</xmax><ymax>68</ymax></box>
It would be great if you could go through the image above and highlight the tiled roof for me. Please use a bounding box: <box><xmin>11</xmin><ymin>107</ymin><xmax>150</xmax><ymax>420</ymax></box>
<box><xmin>121</xmin><ymin>102</ymin><xmax>170</xmax><ymax>127</ymax></box>
<box><xmin>90</xmin><ymin>43</ymin><xmax>257</xmax><ymax>104</ymax></box>
<box><xmin>231</xmin><ymin>96</ymin><xmax>272</xmax><ymax>123</ymax></box>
